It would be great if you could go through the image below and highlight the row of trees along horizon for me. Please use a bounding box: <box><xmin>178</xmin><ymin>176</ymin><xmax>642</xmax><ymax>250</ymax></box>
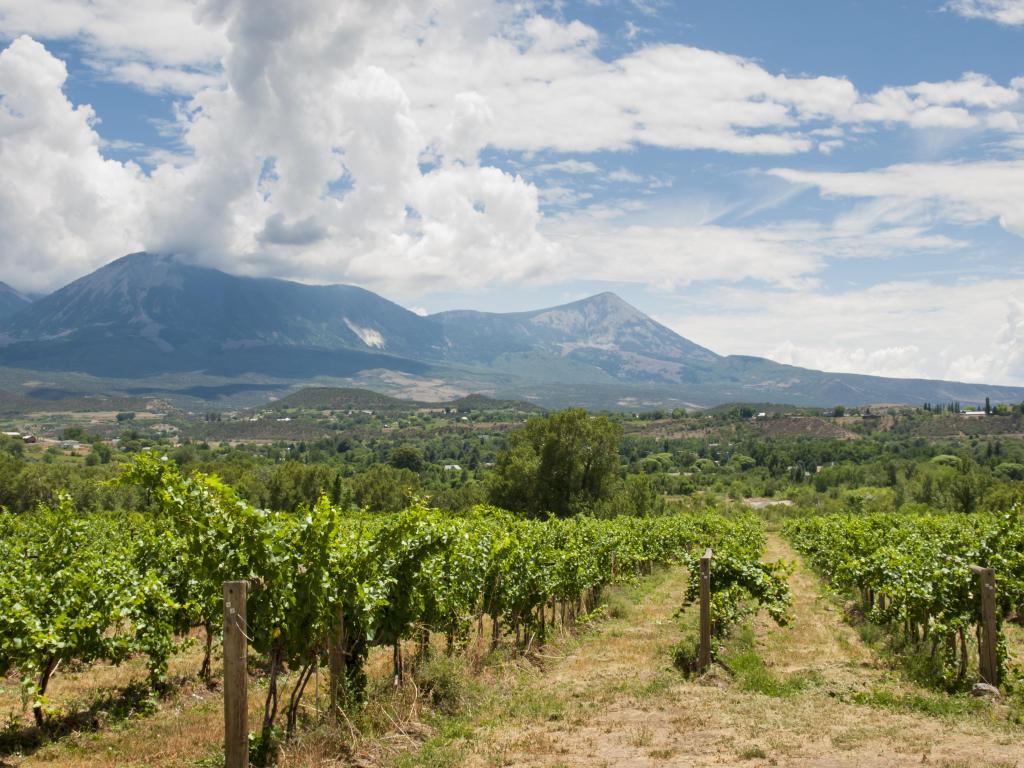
<box><xmin>3</xmin><ymin>403</ymin><xmax>1024</xmax><ymax>519</ymax></box>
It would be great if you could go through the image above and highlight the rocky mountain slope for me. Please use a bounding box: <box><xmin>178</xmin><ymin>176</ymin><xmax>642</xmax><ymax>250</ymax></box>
<box><xmin>1</xmin><ymin>252</ymin><xmax>1022</xmax><ymax>408</ymax></box>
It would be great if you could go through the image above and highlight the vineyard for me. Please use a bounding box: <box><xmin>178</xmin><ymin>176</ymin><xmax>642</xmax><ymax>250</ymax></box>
<box><xmin>0</xmin><ymin>454</ymin><xmax>790</xmax><ymax>761</ymax></box>
<box><xmin>785</xmin><ymin>510</ymin><xmax>1024</xmax><ymax>686</ymax></box>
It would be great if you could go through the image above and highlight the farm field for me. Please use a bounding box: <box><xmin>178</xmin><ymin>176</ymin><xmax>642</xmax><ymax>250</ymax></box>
<box><xmin>2</xmin><ymin>532</ymin><xmax>1021</xmax><ymax>767</ymax></box>
<box><xmin>1</xmin><ymin>399</ymin><xmax>1023</xmax><ymax>767</ymax></box>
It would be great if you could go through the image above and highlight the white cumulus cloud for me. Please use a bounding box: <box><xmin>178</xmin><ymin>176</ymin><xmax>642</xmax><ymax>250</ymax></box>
<box><xmin>0</xmin><ymin>35</ymin><xmax>146</xmax><ymax>291</ymax></box>
<box><xmin>947</xmin><ymin>0</ymin><xmax>1024</xmax><ymax>25</ymax></box>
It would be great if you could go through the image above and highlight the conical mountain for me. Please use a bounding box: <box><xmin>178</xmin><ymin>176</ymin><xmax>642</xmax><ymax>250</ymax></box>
<box><xmin>434</xmin><ymin>292</ymin><xmax>718</xmax><ymax>363</ymax></box>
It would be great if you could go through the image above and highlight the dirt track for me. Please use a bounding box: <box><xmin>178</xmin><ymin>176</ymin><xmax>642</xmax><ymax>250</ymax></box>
<box><xmin>458</xmin><ymin>535</ymin><xmax>1024</xmax><ymax>767</ymax></box>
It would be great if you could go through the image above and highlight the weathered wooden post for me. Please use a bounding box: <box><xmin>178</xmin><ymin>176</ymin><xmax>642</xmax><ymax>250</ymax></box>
<box><xmin>224</xmin><ymin>581</ymin><xmax>249</xmax><ymax>768</ymax></box>
<box><xmin>969</xmin><ymin>565</ymin><xmax>998</xmax><ymax>686</ymax></box>
<box><xmin>698</xmin><ymin>548</ymin><xmax>713</xmax><ymax>674</ymax></box>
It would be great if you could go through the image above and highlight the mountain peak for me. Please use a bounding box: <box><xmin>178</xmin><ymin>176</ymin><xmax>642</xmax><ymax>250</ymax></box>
<box><xmin>552</xmin><ymin>291</ymin><xmax>638</xmax><ymax>313</ymax></box>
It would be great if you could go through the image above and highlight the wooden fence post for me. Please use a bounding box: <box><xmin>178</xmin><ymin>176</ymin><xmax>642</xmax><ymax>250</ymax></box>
<box><xmin>224</xmin><ymin>581</ymin><xmax>249</xmax><ymax>768</ymax></box>
<box><xmin>698</xmin><ymin>548</ymin><xmax>713</xmax><ymax>674</ymax></box>
<box><xmin>969</xmin><ymin>565</ymin><xmax>998</xmax><ymax>686</ymax></box>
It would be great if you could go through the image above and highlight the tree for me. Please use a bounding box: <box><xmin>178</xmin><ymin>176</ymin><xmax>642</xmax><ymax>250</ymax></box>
<box><xmin>350</xmin><ymin>465</ymin><xmax>419</xmax><ymax>513</ymax></box>
<box><xmin>729</xmin><ymin>454</ymin><xmax>757</xmax><ymax>472</ymax></box>
<box><xmin>488</xmin><ymin>409</ymin><xmax>622</xmax><ymax>517</ymax></box>
<box><xmin>388</xmin><ymin>445</ymin><xmax>425</xmax><ymax>472</ymax></box>
<box><xmin>943</xmin><ymin>459</ymin><xmax>988</xmax><ymax>514</ymax></box>
<box><xmin>833</xmin><ymin>405</ymin><xmax>846</xmax><ymax>417</ymax></box>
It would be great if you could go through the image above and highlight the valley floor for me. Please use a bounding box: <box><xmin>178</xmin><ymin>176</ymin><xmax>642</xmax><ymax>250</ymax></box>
<box><xmin>3</xmin><ymin>536</ymin><xmax>1022</xmax><ymax>768</ymax></box>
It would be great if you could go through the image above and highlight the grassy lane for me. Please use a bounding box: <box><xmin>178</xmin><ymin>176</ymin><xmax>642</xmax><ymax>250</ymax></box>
<box><xmin>5</xmin><ymin>540</ymin><xmax>1022</xmax><ymax>767</ymax></box>
<box><xmin>406</xmin><ymin>535</ymin><xmax>1024</xmax><ymax>768</ymax></box>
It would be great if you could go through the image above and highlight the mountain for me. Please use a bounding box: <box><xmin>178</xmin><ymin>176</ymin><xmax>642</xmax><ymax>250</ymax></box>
<box><xmin>432</xmin><ymin>292</ymin><xmax>721</xmax><ymax>385</ymax></box>
<box><xmin>0</xmin><ymin>253</ymin><xmax>439</xmax><ymax>377</ymax></box>
<box><xmin>0</xmin><ymin>281</ymin><xmax>31</xmax><ymax>320</ymax></box>
<box><xmin>2</xmin><ymin>252</ymin><xmax>1023</xmax><ymax>409</ymax></box>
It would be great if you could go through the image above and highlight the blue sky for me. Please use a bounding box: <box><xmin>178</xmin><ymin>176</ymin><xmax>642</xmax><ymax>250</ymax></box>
<box><xmin>0</xmin><ymin>0</ymin><xmax>1022</xmax><ymax>384</ymax></box>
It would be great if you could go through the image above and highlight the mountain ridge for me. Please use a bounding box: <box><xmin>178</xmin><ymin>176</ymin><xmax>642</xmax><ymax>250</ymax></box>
<box><xmin>0</xmin><ymin>281</ymin><xmax>32</xmax><ymax>321</ymax></box>
<box><xmin>1</xmin><ymin>252</ymin><xmax>1022</xmax><ymax>409</ymax></box>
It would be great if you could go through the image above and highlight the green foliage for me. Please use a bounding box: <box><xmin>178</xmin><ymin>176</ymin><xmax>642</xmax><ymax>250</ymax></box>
<box><xmin>593</xmin><ymin>474</ymin><xmax>666</xmax><ymax>518</ymax></box>
<box><xmin>350</xmin><ymin>464</ymin><xmax>420</xmax><ymax>513</ymax></box>
<box><xmin>728</xmin><ymin>454</ymin><xmax>757</xmax><ymax>472</ymax></box>
<box><xmin>0</xmin><ymin>452</ymin><xmax>787</xmax><ymax>745</ymax></box>
<box><xmin>389</xmin><ymin>445</ymin><xmax>425</xmax><ymax>472</ymax></box>
<box><xmin>488</xmin><ymin>409</ymin><xmax>622</xmax><ymax>517</ymax></box>
<box><xmin>786</xmin><ymin>507</ymin><xmax>1024</xmax><ymax>687</ymax></box>
<box><xmin>996</xmin><ymin>462</ymin><xmax>1024</xmax><ymax>481</ymax></box>
<box><xmin>678</xmin><ymin>516</ymin><xmax>791</xmax><ymax>652</ymax></box>
<box><xmin>0</xmin><ymin>494</ymin><xmax>176</xmax><ymax>725</ymax></box>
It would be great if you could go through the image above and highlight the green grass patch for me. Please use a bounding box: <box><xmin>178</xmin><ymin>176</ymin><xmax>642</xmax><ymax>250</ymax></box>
<box><xmin>720</xmin><ymin>625</ymin><xmax>822</xmax><ymax>697</ymax></box>
<box><xmin>634</xmin><ymin>673</ymin><xmax>674</xmax><ymax>699</ymax></box>
<box><xmin>849</xmin><ymin>686</ymin><xmax>985</xmax><ymax>718</ymax></box>
<box><xmin>736</xmin><ymin>744</ymin><xmax>768</xmax><ymax>760</ymax></box>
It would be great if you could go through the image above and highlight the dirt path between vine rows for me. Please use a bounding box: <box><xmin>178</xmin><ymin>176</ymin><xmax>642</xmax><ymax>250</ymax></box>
<box><xmin>456</xmin><ymin>533</ymin><xmax>1024</xmax><ymax>768</ymax></box>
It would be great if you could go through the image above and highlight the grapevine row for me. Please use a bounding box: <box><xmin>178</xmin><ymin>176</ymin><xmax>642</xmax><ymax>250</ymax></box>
<box><xmin>0</xmin><ymin>454</ymin><xmax>788</xmax><ymax>748</ymax></box>
<box><xmin>785</xmin><ymin>509</ymin><xmax>1024</xmax><ymax>685</ymax></box>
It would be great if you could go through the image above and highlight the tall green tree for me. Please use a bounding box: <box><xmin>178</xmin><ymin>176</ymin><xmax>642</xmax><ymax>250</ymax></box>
<box><xmin>488</xmin><ymin>409</ymin><xmax>622</xmax><ymax>517</ymax></box>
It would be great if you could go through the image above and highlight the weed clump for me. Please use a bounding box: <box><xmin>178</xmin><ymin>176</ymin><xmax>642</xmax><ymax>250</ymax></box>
<box><xmin>671</xmin><ymin>634</ymin><xmax>700</xmax><ymax>676</ymax></box>
<box><xmin>413</xmin><ymin>655</ymin><xmax>469</xmax><ymax>716</ymax></box>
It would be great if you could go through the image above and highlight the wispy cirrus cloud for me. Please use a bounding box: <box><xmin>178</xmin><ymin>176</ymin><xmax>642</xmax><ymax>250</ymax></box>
<box><xmin>769</xmin><ymin>159</ymin><xmax>1024</xmax><ymax>238</ymax></box>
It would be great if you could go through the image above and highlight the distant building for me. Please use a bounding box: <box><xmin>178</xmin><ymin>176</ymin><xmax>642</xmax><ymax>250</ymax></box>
<box><xmin>962</xmin><ymin>410</ymin><xmax>986</xmax><ymax>417</ymax></box>
<box><xmin>2</xmin><ymin>431</ymin><xmax>20</xmax><ymax>439</ymax></box>
<box><xmin>443</xmin><ymin>463</ymin><xmax>462</xmax><ymax>471</ymax></box>
<box><xmin>22</xmin><ymin>434</ymin><xmax>36</xmax><ymax>443</ymax></box>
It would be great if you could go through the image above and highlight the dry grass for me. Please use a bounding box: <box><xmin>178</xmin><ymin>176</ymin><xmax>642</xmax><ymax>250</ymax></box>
<box><xmin>444</xmin><ymin>536</ymin><xmax>1024</xmax><ymax>768</ymax></box>
<box><xmin>4</xmin><ymin>541</ymin><xmax>1023</xmax><ymax>768</ymax></box>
